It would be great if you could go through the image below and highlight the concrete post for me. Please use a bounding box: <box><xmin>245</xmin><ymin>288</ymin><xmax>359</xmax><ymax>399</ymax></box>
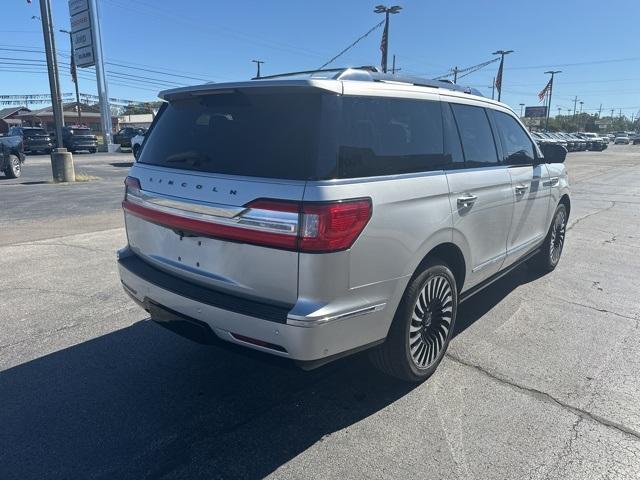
<box><xmin>51</xmin><ymin>148</ymin><xmax>75</xmax><ymax>183</ymax></box>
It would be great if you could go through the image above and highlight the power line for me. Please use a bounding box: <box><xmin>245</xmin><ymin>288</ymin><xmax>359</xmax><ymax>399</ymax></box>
<box><xmin>318</xmin><ymin>19</ymin><xmax>385</xmax><ymax>70</ymax></box>
<box><xmin>433</xmin><ymin>57</ymin><xmax>500</xmax><ymax>81</ymax></box>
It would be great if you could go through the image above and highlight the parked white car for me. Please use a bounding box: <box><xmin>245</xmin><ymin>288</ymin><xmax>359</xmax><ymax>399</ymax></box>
<box><xmin>131</xmin><ymin>133</ymin><xmax>145</xmax><ymax>160</ymax></box>
<box><xmin>614</xmin><ymin>135</ymin><xmax>630</xmax><ymax>145</ymax></box>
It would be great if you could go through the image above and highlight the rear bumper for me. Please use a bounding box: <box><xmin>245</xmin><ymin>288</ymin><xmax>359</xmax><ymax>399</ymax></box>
<box><xmin>117</xmin><ymin>248</ymin><xmax>389</xmax><ymax>363</ymax></box>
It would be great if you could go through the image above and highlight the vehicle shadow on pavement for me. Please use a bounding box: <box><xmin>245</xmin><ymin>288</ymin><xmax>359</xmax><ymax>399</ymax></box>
<box><xmin>0</xmin><ymin>264</ymin><xmax>544</xmax><ymax>480</ymax></box>
<box><xmin>453</xmin><ymin>264</ymin><xmax>545</xmax><ymax>337</ymax></box>
<box><xmin>0</xmin><ymin>321</ymin><xmax>416</xmax><ymax>480</ymax></box>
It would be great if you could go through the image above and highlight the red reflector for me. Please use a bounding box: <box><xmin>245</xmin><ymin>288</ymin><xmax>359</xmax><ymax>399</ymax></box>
<box><xmin>299</xmin><ymin>199</ymin><xmax>372</xmax><ymax>253</ymax></box>
<box><xmin>231</xmin><ymin>333</ymin><xmax>287</xmax><ymax>353</ymax></box>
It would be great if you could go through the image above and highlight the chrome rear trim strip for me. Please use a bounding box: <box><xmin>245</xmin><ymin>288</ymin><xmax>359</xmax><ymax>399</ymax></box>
<box><xmin>288</xmin><ymin>303</ymin><xmax>386</xmax><ymax>327</ymax></box>
<box><xmin>126</xmin><ymin>189</ymin><xmax>299</xmax><ymax>236</ymax></box>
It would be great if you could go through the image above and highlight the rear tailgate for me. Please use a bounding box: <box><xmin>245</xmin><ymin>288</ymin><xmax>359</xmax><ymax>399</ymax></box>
<box><xmin>124</xmin><ymin>163</ymin><xmax>304</xmax><ymax>305</ymax></box>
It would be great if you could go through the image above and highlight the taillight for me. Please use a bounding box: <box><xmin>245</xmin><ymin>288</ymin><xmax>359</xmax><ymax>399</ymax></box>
<box><xmin>299</xmin><ymin>200</ymin><xmax>372</xmax><ymax>252</ymax></box>
<box><xmin>123</xmin><ymin>176</ymin><xmax>141</xmax><ymax>201</ymax></box>
<box><xmin>122</xmin><ymin>181</ymin><xmax>371</xmax><ymax>253</ymax></box>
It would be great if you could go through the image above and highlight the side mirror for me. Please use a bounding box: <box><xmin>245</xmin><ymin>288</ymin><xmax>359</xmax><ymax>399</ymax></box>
<box><xmin>541</xmin><ymin>143</ymin><xmax>567</xmax><ymax>164</ymax></box>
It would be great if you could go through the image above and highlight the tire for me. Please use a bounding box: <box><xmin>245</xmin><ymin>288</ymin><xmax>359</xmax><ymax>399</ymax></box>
<box><xmin>369</xmin><ymin>258</ymin><xmax>458</xmax><ymax>382</ymax></box>
<box><xmin>528</xmin><ymin>203</ymin><xmax>567</xmax><ymax>274</ymax></box>
<box><xmin>132</xmin><ymin>144</ymin><xmax>140</xmax><ymax>160</ymax></box>
<box><xmin>4</xmin><ymin>154</ymin><xmax>22</xmax><ymax>179</ymax></box>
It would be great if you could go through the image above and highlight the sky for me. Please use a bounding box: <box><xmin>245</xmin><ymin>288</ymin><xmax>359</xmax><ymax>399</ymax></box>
<box><xmin>1</xmin><ymin>0</ymin><xmax>639</xmax><ymax>118</ymax></box>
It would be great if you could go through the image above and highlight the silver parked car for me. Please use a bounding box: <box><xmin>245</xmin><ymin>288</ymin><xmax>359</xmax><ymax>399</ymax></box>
<box><xmin>118</xmin><ymin>67</ymin><xmax>570</xmax><ymax>382</ymax></box>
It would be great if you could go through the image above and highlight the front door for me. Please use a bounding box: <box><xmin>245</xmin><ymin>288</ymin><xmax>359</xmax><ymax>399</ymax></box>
<box><xmin>491</xmin><ymin>110</ymin><xmax>551</xmax><ymax>267</ymax></box>
<box><xmin>445</xmin><ymin>103</ymin><xmax>514</xmax><ymax>290</ymax></box>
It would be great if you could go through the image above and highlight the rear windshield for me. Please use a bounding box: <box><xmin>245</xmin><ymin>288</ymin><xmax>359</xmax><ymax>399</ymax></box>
<box><xmin>139</xmin><ymin>90</ymin><xmax>446</xmax><ymax>180</ymax></box>
<box><xmin>23</xmin><ymin>128</ymin><xmax>46</xmax><ymax>136</ymax></box>
<box><xmin>139</xmin><ymin>91</ymin><xmax>326</xmax><ymax>180</ymax></box>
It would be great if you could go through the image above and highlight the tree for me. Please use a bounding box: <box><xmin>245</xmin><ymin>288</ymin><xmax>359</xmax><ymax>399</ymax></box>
<box><xmin>122</xmin><ymin>102</ymin><xmax>163</xmax><ymax>115</ymax></box>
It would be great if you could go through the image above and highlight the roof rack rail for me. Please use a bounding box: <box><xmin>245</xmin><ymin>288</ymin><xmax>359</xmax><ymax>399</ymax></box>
<box><xmin>252</xmin><ymin>66</ymin><xmax>485</xmax><ymax>97</ymax></box>
<box><xmin>252</xmin><ymin>66</ymin><xmax>379</xmax><ymax>80</ymax></box>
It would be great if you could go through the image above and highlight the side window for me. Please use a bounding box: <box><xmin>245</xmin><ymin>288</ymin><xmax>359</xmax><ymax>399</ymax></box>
<box><xmin>442</xmin><ymin>103</ymin><xmax>464</xmax><ymax>169</ymax></box>
<box><xmin>493</xmin><ymin>111</ymin><xmax>535</xmax><ymax>165</ymax></box>
<box><xmin>450</xmin><ymin>104</ymin><xmax>499</xmax><ymax>167</ymax></box>
<box><xmin>337</xmin><ymin>96</ymin><xmax>445</xmax><ymax>178</ymax></box>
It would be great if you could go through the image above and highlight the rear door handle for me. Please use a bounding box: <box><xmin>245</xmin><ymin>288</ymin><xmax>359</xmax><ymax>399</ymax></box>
<box><xmin>515</xmin><ymin>184</ymin><xmax>529</xmax><ymax>195</ymax></box>
<box><xmin>457</xmin><ymin>193</ymin><xmax>478</xmax><ymax>207</ymax></box>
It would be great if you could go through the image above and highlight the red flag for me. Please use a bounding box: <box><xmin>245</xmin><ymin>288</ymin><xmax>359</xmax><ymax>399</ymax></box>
<box><xmin>538</xmin><ymin>79</ymin><xmax>552</xmax><ymax>102</ymax></box>
<box><xmin>495</xmin><ymin>57</ymin><xmax>504</xmax><ymax>94</ymax></box>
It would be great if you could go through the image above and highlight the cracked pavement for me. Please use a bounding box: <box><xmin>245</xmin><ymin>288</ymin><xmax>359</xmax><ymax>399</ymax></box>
<box><xmin>1</xmin><ymin>147</ymin><xmax>639</xmax><ymax>479</ymax></box>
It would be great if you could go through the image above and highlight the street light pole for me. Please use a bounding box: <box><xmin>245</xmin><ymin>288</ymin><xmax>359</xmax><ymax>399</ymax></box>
<box><xmin>60</xmin><ymin>29</ymin><xmax>82</xmax><ymax>124</ymax></box>
<box><xmin>374</xmin><ymin>5</ymin><xmax>401</xmax><ymax>73</ymax></box>
<box><xmin>251</xmin><ymin>59</ymin><xmax>264</xmax><ymax>78</ymax></box>
<box><xmin>543</xmin><ymin>70</ymin><xmax>561</xmax><ymax>131</ymax></box>
<box><xmin>492</xmin><ymin>49</ymin><xmax>513</xmax><ymax>101</ymax></box>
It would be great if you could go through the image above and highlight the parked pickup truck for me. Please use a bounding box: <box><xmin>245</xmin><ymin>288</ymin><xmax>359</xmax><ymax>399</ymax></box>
<box><xmin>0</xmin><ymin>135</ymin><xmax>25</xmax><ymax>178</ymax></box>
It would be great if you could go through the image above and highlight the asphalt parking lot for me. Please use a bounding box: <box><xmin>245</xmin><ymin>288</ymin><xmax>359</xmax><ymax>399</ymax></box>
<box><xmin>1</xmin><ymin>146</ymin><xmax>639</xmax><ymax>479</ymax></box>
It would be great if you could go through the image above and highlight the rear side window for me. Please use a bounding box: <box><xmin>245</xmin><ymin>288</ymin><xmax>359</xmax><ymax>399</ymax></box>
<box><xmin>139</xmin><ymin>91</ymin><xmax>327</xmax><ymax>180</ymax></box>
<box><xmin>337</xmin><ymin>96</ymin><xmax>445</xmax><ymax>177</ymax></box>
<box><xmin>493</xmin><ymin>111</ymin><xmax>535</xmax><ymax>165</ymax></box>
<box><xmin>450</xmin><ymin>104</ymin><xmax>499</xmax><ymax>167</ymax></box>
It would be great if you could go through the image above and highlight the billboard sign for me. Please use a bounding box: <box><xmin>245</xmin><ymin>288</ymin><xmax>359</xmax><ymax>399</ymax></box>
<box><xmin>524</xmin><ymin>106</ymin><xmax>548</xmax><ymax>118</ymax></box>
<box><xmin>68</xmin><ymin>0</ymin><xmax>95</xmax><ymax>68</ymax></box>
<box><xmin>72</xmin><ymin>28</ymin><xmax>92</xmax><ymax>49</ymax></box>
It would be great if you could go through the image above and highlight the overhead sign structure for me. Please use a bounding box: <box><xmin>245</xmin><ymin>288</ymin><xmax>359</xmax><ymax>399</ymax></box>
<box><xmin>68</xmin><ymin>0</ymin><xmax>94</xmax><ymax>68</ymax></box>
<box><xmin>524</xmin><ymin>106</ymin><xmax>548</xmax><ymax>118</ymax></box>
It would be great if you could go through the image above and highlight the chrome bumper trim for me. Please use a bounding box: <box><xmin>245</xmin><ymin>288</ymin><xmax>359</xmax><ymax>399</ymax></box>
<box><xmin>287</xmin><ymin>303</ymin><xmax>386</xmax><ymax>328</ymax></box>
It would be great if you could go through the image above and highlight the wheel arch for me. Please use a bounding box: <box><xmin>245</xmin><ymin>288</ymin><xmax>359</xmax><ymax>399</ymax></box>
<box><xmin>415</xmin><ymin>242</ymin><xmax>466</xmax><ymax>293</ymax></box>
<box><xmin>559</xmin><ymin>193</ymin><xmax>571</xmax><ymax>219</ymax></box>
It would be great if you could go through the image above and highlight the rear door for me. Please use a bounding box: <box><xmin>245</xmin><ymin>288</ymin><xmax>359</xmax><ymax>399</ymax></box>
<box><xmin>444</xmin><ymin>102</ymin><xmax>514</xmax><ymax>289</ymax></box>
<box><xmin>124</xmin><ymin>88</ymin><xmax>336</xmax><ymax>305</ymax></box>
<box><xmin>491</xmin><ymin>110</ymin><xmax>550</xmax><ymax>268</ymax></box>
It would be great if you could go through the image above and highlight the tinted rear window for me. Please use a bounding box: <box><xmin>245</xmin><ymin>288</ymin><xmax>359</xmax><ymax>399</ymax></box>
<box><xmin>337</xmin><ymin>97</ymin><xmax>445</xmax><ymax>177</ymax></box>
<box><xmin>139</xmin><ymin>91</ymin><xmax>326</xmax><ymax>180</ymax></box>
<box><xmin>140</xmin><ymin>91</ymin><xmax>446</xmax><ymax>180</ymax></box>
<box><xmin>23</xmin><ymin>129</ymin><xmax>46</xmax><ymax>136</ymax></box>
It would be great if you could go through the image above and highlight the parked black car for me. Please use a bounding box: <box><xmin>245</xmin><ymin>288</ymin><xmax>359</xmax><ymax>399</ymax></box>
<box><xmin>8</xmin><ymin>126</ymin><xmax>53</xmax><ymax>154</ymax></box>
<box><xmin>113</xmin><ymin>126</ymin><xmax>146</xmax><ymax>148</ymax></box>
<box><xmin>0</xmin><ymin>134</ymin><xmax>25</xmax><ymax>178</ymax></box>
<box><xmin>60</xmin><ymin>126</ymin><xmax>98</xmax><ymax>153</ymax></box>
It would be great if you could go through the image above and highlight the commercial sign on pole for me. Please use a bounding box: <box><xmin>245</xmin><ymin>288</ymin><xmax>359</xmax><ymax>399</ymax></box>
<box><xmin>68</xmin><ymin>0</ymin><xmax>94</xmax><ymax>68</ymax></box>
<box><xmin>524</xmin><ymin>106</ymin><xmax>548</xmax><ymax>118</ymax></box>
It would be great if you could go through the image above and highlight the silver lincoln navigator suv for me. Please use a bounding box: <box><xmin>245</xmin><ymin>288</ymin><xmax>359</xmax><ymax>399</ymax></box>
<box><xmin>117</xmin><ymin>67</ymin><xmax>570</xmax><ymax>382</ymax></box>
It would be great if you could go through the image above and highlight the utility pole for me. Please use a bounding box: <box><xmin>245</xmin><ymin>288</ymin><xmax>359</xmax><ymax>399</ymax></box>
<box><xmin>598</xmin><ymin>104</ymin><xmax>602</xmax><ymax>117</ymax></box>
<box><xmin>251</xmin><ymin>59</ymin><xmax>264</xmax><ymax>78</ymax></box>
<box><xmin>38</xmin><ymin>0</ymin><xmax>64</xmax><ymax>147</ymax></box>
<box><xmin>60</xmin><ymin>29</ymin><xmax>82</xmax><ymax>124</ymax></box>
<box><xmin>520</xmin><ymin>103</ymin><xmax>525</xmax><ymax>117</ymax></box>
<box><xmin>391</xmin><ymin>54</ymin><xmax>397</xmax><ymax>74</ymax></box>
<box><xmin>37</xmin><ymin>0</ymin><xmax>75</xmax><ymax>182</ymax></box>
<box><xmin>579</xmin><ymin>101</ymin><xmax>584</xmax><ymax>130</ymax></box>
<box><xmin>492</xmin><ymin>49</ymin><xmax>513</xmax><ymax>101</ymax></box>
<box><xmin>572</xmin><ymin>96</ymin><xmax>579</xmax><ymax>117</ymax></box>
<box><xmin>544</xmin><ymin>70</ymin><xmax>561</xmax><ymax>131</ymax></box>
<box><xmin>491</xmin><ymin>77</ymin><xmax>495</xmax><ymax>100</ymax></box>
<box><xmin>374</xmin><ymin>5</ymin><xmax>402</xmax><ymax>73</ymax></box>
<box><xmin>452</xmin><ymin>66</ymin><xmax>459</xmax><ymax>84</ymax></box>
